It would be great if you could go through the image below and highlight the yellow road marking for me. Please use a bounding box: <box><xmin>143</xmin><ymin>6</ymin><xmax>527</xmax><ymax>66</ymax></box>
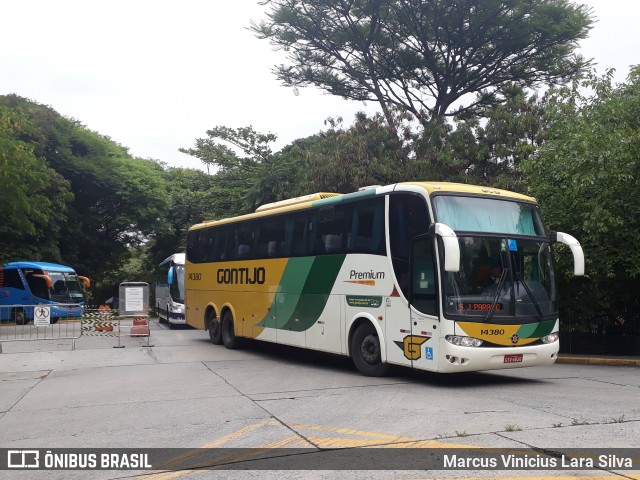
<box><xmin>140</xmin><ymin>421</ymin><xmax>638</xmax><ymax>480</ymax></box>
<box><xmin>289</xmin><ymin>422</ymin><xmax>473</xmax><ymax>448</ymax></box>
<box><xmin>141</xmin><ymin>421</ymin><xmax>277</xmax><ymax>479</ymax></box>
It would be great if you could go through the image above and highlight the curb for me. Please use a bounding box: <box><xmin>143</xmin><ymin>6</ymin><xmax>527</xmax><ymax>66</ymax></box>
<box><xmin>557</xmin><ymin>355</ymin><xmax>640</xmax><ymax>367</ymax></box>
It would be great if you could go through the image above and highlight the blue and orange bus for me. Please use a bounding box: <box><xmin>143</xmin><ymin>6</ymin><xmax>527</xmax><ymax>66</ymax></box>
<box><xmin>0</xmin><ymin>261</ymin><xmax>90</xmax><ymax>324</ymax></box>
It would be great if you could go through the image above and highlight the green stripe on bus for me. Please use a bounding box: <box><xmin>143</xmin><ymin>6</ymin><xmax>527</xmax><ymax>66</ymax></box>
<box><xmin>516</xmin><ymin>319</ymin><xmax>555</xmax><ymax>339</ymax></box>
<box><xmin>257</xmin><ymin>255</ymin><xmax>346</xmax><ymax>332</ymax></box>
<box><xmin>280</xmin><ymin>255</ymin><xmax>346</xmax><ymax>331</ymax></box>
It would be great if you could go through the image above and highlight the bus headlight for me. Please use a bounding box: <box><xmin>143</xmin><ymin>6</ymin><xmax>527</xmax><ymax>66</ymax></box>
<box><xmin>446</xmin><ymin>335</ymin><xmax>483</xmax><ymax>347</ymax></box>
<box><xmin>541</xmin><ymin>332</ymin><xmax>559</xmax><ymax>344</ymax></box>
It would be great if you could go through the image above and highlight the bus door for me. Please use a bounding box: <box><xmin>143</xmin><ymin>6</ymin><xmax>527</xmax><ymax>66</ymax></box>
<box><xmin>384</xmin><ymin>287</ymin><xmax>413</xmax><ymax>368</ymax></box>
<box><xmin>407</xmin><ymin>235</ymin><xmax>440</xmax><ymax>371</ymax></box>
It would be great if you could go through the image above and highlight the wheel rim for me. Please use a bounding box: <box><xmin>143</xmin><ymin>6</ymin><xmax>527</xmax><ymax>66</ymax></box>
<box><xmin>360</xmin><ymin>334</ymin><xmax>380</xmax><ymax>365</ymax></box>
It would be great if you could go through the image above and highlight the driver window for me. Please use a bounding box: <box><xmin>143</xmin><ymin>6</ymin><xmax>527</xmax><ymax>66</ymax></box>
<box><xmin>410</xmin><ymin>236</ymin><xmax>438</xmax><ymax>316</ymax></box>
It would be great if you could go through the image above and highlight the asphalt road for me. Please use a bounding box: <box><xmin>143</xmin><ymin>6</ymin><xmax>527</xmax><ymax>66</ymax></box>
<box><xmin>0</xmin><ymin>319</ymin><xmax>638</xmax><ymax>479</ymax></box>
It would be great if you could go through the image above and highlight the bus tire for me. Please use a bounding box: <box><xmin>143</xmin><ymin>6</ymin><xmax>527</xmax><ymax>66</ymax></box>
<box><xmin>350</xmin><ymin>322</ymin><xmax>389</xmax><ymax>377</ymax></box>
<box><xmin>166</xmin><ymin>305</ymin><xmax>174</xmax><ymax>329</ymax></box>
<box><xmin>13</xmin><ymin>308</ymin><xmax>26</xmax><ymax>325</ymax></box>
<box><xmin>209</xmin><ymin>317</ymin><xmax>222</xmax><ymax>345</ymax></box>
<box><xmin>221</xmin><ymin>311</ymin><xmax>237</xmax><ymax>349</ymax></box>
<box><xmin>157</xmin><ymin>303</ymin><xmax>164</xmax><ymax>323</ymax></box>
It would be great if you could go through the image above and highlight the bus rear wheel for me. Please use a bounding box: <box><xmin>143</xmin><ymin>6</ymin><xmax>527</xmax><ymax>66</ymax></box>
<box><xmin>350</xmin><ymin>322</ymin><xmax>389</xmax><ymax>377</ymax></box>
<box><xmin>209</xmin><ymin>316</ymin><xmax>222</xmax><ymax>345</ymax></box>
<box><xmin>221</xmin><ymin>311</ymin><xmax>237</xmax><ymax>349</ymax></box>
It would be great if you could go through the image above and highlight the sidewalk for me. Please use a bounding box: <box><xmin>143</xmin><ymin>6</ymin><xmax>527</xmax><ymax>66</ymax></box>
<box><xmin>557</xmin><ymin>353</ymin><xmax>640</xmax><ymax>366</ymax></box>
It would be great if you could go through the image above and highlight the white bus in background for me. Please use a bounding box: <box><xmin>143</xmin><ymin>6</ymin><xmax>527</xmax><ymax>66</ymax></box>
<box><xmin>156</xmin><ymin>253</ymin><xmax>186</xmax><ymax>328</ymax></box>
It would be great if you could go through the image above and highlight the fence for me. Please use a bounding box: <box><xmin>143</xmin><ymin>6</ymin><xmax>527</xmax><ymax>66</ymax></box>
<box><xmin>560</xmin><ymin>332</ymin><xmax>640</xmax><ymax>356</ymax></box>
<box><xmin>0</xmin><ymin>305</ymin><xmax>151</xmax><ymax>352</ymax></box>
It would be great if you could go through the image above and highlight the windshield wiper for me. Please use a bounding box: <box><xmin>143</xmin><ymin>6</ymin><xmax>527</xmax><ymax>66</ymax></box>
<box><xmin>514</xmin><ymin>272</ymin><xmax>545</xmax><ymax>322</ymax></box>
<box><xmin>483</xmin><ymin>267</ymin><xmax>509</xmax><ymax>322</ymax></box>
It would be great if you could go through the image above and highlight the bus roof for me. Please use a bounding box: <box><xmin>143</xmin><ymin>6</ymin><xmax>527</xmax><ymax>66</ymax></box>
<box><xmin>2</xmin><ymin>261</ymin><xmax>77</xmax><ymax>273</ymax></box>
<box><xmin>189</xmin><ymin>182</ymin><xmax>536</xmax><ymax>231</ymax></box>
<box><xmin>408</xmin><ymin>182</ymin><xmax>536</xmax><ymax>202</ymax></box>
<box><xmin>159</xmin><ymin>253</ymin><xmax>186</xmax><ymax>267</ymax></box>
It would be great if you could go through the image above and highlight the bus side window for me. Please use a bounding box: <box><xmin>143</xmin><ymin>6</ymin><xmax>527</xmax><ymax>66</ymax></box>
<box><xmin>2</xmin><ymin>269</ymin><xmax>24</xmax><ymax>290</ymax></box>
<box><xmin>284</xmin><ymin>215</ymin><xmax>308</xmax><ymax>257</ymax></box>
<box><xmin>411</xmin><ymin>236</ymin><xmax>438</xmax><ymax>316</ymax></box>
<box><xmin>313</xmin><ymin>206</ymin><xmax>346</xmax><ymax>255</ymax></box>
<box><xmin>257</xmin><ymin>221</ymin><xmax>283</xmax><ymax>258</ymax></box>
<box><xmin>218</xmin><ymin>228</ymin><xmax>234</xmax><ymax>260</ymax></box>
<box><xmin>389</xmin><ymin>194</ymin><xmax>430</xmax><ymax>298</ymax></box>
<box><xmin>307</xmin><ymin>211</ymin><xmax>322</xmax><ymax>254</ymax></box>
<box><xmin>347</xmin><ymin>198</ymin><xmax>385</xmax><ymax>255</ymax></box>
<box><xmin>25</xmin><ymin>272</ymin><xmax>50</xmax><ymax>299</ymax></box>
<box><xmin>235</xmin><ymin>222</ymin><xmax>254</xmax><ymax>259</ymax></box>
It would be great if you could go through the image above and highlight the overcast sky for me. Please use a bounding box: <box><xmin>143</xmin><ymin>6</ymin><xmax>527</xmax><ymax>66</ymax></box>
<box><xmin>1</xmin><ymin>0</ymin><xmax>638</xmax><ymax>171</ymax></box>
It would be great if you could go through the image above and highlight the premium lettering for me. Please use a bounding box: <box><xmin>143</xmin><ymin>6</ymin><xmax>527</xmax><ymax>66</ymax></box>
<box><xmin>349</xmin><ymin>270</ymin><xmax>385</xmax><ymax>280</ymax></box>
<box><xmin>217</xmin><ymin>267</ymin><xmax>266</xmax><ymax>285</ymax></box>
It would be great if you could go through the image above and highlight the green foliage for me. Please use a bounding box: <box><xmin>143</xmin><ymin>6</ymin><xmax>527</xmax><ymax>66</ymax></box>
<box><xmin>412</xmin><ymin>87</ymin><xmax>547</xmax><ymax>191</ymax></box>
<box><xmin>0</xmin><ymin>99</ymin><xmax>73</xmax><ymax>262</ymax></box>
<box><xmin>0</xmin><ymin>95</ymin><xmax>168</xmax><ymax>298</ymax></box>
<box><xmin>253</xmin><ymin>0</ymin><xmax>593</xmax><ymax>125</ymax></box>
<box><xmin>298</xmin><ymin>112</ymin><xmax>411</xmax><ymax>192</ymax></box>
<box><xmin>524</xmin><ymin>67</ymin><xmax>640</xmax><ymax>327</ymax></box>
<box><xmin>180</xmin><ymin>125</ymin><xmax>280</xmax><ymax>213</ymax></box>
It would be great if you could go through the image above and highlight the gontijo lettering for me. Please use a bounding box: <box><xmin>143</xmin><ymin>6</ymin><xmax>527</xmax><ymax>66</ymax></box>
<box><xmin>217</xmin><ymin>267</ymin><xmax>266</xmax><ymax>285</ymax></box>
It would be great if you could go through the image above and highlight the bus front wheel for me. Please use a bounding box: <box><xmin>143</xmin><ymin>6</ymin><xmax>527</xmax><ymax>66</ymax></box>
<box><xmin>221</xmin><ymin>311</ymin><xmax>237</xmax><ymax>349</ymax></box>
<box><xmin>13</xmin><ymin>308</ymin><xmax>26</xmax><ymax>325</ymax></box>
<box><xmin>350</xmin><ymin>322</ymin><xmax>389</xmax><ymax>377</ymax></box>
<box><xmin>157</xmin><ymin>303</ymin><xmax>164</xmax><ymax>323</ymax></box>
<box><xmin>166</xmin><ymin>305</ymin><xmax>174</xmax><ymax>329</ymax></box>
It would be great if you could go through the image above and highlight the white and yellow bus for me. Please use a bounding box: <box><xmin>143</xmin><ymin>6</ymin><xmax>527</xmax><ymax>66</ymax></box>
<box><xmin>185</xmin><ymin>182</ymin><xmax>584</xmax><ymax>376</ymax></box>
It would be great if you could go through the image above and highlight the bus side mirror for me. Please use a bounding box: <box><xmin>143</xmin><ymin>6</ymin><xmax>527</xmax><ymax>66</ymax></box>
<box><xmin>429</xmin><ymin>223</ymin><xmax>460</xmax><ymax>272</ymax></box>
<box><xmin>168</xmin><ymin>267</ymin><xmax>174</xmax><ymax>285</ymax></box>
<box><xmin>551</xmin><ymin>231</ymin><xmax>585</xmax><ymax>276</ymax></box>
<box><xmin>78</xmin><ymin>276</ymin><xmax>91</xmax><ymax>288</ymax></box>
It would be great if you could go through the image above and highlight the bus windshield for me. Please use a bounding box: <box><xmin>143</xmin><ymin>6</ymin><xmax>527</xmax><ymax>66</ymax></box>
<box><xmin>170</xmin><ymin>265</ymin><xmax>185</xmax><ymax>303</ymax></box>
<box><xmin>25</xmin><ymin>270</ymin><xmax>84</xmax><ymax>303</ymax></box>
<box><xmin>432</xmin><ymin>195</ymin><xmax>557</xmax><ymax>323</ymax></box>
<box><xmin>432</xmin><ymin>195</ymin><xmax>547</xmax><ymax>236</ymax></box>
<box><xmin>441</xmin><ymin>236</ymin><xmax>557</xmax><ymax>323</ymax></box>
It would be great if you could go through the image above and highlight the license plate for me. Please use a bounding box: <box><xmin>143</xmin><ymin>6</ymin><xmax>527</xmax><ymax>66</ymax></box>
<box><xmin>504</xmin><ymin>354</ymin><xmax>523</xmax><ymax>364</ymax></box>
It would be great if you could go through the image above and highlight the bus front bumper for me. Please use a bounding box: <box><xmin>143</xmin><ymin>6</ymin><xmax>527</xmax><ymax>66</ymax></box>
<box><xmin>437</xmin><ymin>339</ymin><xmax>560</xmax><ymax>373</ymax></box>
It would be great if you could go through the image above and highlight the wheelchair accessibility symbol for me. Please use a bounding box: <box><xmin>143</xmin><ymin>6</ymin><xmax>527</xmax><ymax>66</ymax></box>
<box><xmin>34</xmin><ymin>306</ymin><xmax>51</xmax><ymax>326</ymax></box>
<box><xmin>425</xmin><ymin>347</ymin><xmax>434</xmax><ymax>361</ymax></box>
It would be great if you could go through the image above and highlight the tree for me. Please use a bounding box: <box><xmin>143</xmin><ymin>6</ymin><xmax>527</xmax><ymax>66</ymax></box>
<box><xmin>252</xmin><ymin>0</ymin><xmax>593</xmax><ymax>127</ymax></box>
<box><xmin>524</xmin><ymin>67</ymin><xmax>640</xmax><ymax>329</ymax></box>
<box><xmin>0</xmin><ymin>101</ymin><xmax>72</xmax><ymax>262</ymax></box>
<box><xmin>0</xmin><ymin>95</ymin><xmax>168</xmax><ymax>282</ymax></box>
<box><xmin>412</xmin><ymin>85</ymin><xmax>548</xmax><ymax>189</ymax></box>
<box><xmin>180</xmin><ymin>126</ymin><xmax>279</xmax><ymax>213</ymax></box>
<box><xmin>179</xmin><ymin>126</ymin><xmax>277</xmax><ymax>173</ymax></box>
<box><xmin>297</xmin><ymin>111</ymin><xmax>411</xmax><ymax>192</ymax></box>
